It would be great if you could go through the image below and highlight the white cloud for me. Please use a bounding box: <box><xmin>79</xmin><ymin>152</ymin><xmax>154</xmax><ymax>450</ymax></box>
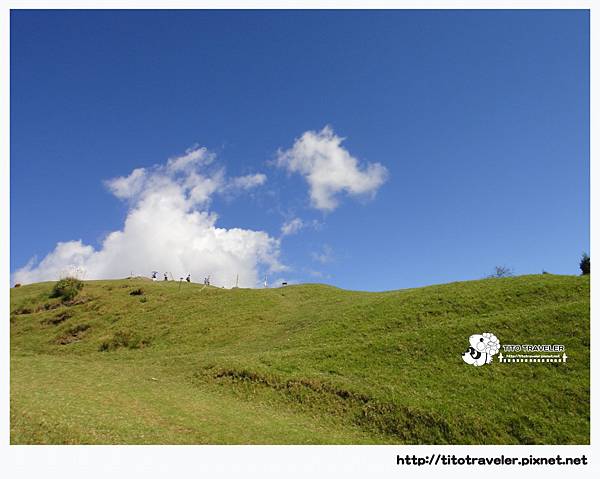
<box><xmin>228</xmin><ymin>173</ymin><xmax>267</xmax><ymax>191</ymax></box>
<box><xmin>279</xmin><ymin>217</ymin><xmax>324</xmax><ymax>238</ymax></box>
<box><xmin>185</xmin><ymin>170</ymin><xmax>225</xmax><ymax>207</ymax></box>
<box><xmin>14</xmin><ymin>147</ymin><xmax>281</xmax><ymax>288</ymax></box>
<box><xmin>280</xmin><ymin>217</ymin><xmax>304</xmax><ymax>236</ymax></box>
<box><xmin>305</xmin><ymin>269</ymin><xmax>324</xmax><ymax>278</ymax></box>
<box><xmin>167</xmin><ymin>145</ymin><xmax>215</xmax><ymax>173</ymax></box>
<box><xmin>17</xmin><ymin>241</ymin><xmax>95</xmax><ymax>282</ymax></box>
<box><xmin>276</xmin><ymin>126</ymin><xmax>388</xmax><ymax>211</ymax></box>
<box><xmin>311</xmin><ymin>244</ymin><xmax>334</xmax><ymax>264</ymax></box>
<box><xmin>105</xmin><ymin>167</ymin><xmax>147</xmax><ymax>200</ymax></box>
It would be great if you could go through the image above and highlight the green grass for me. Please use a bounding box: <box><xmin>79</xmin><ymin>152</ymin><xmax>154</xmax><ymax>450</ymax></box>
<box><xmin>10</xmin><ymin>274</ymin><xmax>589</xmax><ymax>444</ymax></box>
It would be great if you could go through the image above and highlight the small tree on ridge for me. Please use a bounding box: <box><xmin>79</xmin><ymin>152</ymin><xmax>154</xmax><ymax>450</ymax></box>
<box><xmin>488</xmin><ymin>265</ymin><xmax>514</xmax><ymax>278</ymax></box>
<box><xmin>580</xmin><ymin>253</ymin><xmax>590</xmax><ymax>275</ymax></box>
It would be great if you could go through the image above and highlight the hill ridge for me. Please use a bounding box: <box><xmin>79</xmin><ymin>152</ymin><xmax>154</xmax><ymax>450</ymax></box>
<box><xmin>10</xmin><ymin>274</ymin><xmax>590</xmax><ymax>444</ymax></box>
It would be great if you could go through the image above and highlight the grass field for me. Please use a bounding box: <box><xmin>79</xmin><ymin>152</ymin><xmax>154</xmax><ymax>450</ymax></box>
<box><xmin>10</xmin><ymin>274</ymin><xmax>590</xmax><ymax>444</ymax></box>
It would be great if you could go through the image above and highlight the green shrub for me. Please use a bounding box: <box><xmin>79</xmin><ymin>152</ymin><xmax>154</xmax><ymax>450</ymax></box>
<box><xmin>580</xmin><ymin>253</ymin><xmax>590</xmax><ymax>275</ymax></box>
<box><xmin>50</xmin><ymin>277</ymin><xmax>84</xmax><ymax>301</ymax></box>
<box><xmin>98</xmin><ymin>329</ymin><xmax>149</xmax><ymax>352</ymax></box>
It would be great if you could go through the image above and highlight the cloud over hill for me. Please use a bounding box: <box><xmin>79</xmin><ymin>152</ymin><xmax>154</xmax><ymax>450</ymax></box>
<box><xmin>14</xmin><ymin>147</ymin><xmax>282</xmax><ymax>287</ymax></box>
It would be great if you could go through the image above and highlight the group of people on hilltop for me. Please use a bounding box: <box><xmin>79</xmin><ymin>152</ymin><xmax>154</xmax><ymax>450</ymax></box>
<box><xmin>151</xmin><ymin>271</ymin><xmax>191</xmax><ymax>283</ymax></box>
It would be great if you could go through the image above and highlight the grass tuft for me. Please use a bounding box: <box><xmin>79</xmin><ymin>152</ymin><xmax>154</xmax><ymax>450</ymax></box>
<box><xmin>98</xmin><ymin>329</ymin><xmax>150</xmax><ymax>352</ymax></box>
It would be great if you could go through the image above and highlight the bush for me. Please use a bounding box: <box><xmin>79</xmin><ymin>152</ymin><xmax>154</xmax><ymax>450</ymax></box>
<box><xmin>487</xmin><ymin>266</ymin><xmax>514</xmax><ymax>278</ymax></box>
<box><xmin>50</xmin><ymin>277</ymin><xmax>84</xmax><ymax>301</ymax></box>
<box><xmin>580</xmin><ymin>253</ymin><xmax>590</xmax><ymax>275</ymax></box>
<box><xmin>98</xmin><ymin>329</ymin><xmax>149</xmax><ymax>352</ymax></box>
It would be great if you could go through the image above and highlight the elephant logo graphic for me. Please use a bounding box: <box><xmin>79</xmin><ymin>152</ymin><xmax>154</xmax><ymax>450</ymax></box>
<box><xmin>462</xmin><ymin>333</ymin><xmax>500</xmax><ymax>367</ymax></box>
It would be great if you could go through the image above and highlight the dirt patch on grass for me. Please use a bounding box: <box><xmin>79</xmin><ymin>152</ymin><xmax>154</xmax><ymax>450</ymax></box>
<box><xmin>211</xmin><ymin>368</ymin><xmax>370</xmax><ymax>403</ymax></box>
<box><xmin>42</xmin><ymin>311</ymin><xmax>73</xmax><ymax>326</ymax></box>
<box><xmin>13</xmin><ymin>294</ymin><xmax>96</xmax><ymax>316</ymax></box>
<box><xmin>194</xmin><ymin>366</ymin><xmax>495</xmax><ymax>444</ymax></box>
<box><xmin>36</xmin><ymin>301</ymin><xmax>62</xmax><ymax>312</ymax></box>
<box><xmin>56</xmin><ymin>324</ymin><xmax>90</xmax><ymax>345</ymax></box>
<box><xmin>11</xmin><ymin>306</ymin><xmax>33</xmax><ymax>315</ymax></box>
<box><xmin>63</xmin><ymin>296</ymin><xmax>93</xmax><ymax>307</ymax></box>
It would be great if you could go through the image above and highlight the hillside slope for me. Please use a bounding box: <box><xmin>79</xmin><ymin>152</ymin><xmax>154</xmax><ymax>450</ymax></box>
<box><xmin>10</xmin><ymin>274</ymin><xmax>590</xmax><ymax>444</ymax></box>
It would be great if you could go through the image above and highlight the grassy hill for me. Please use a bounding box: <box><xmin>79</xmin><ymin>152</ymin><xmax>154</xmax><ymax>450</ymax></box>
<box><xmin>10</xmin><ymin>274</ymin><xmax>590</xmax><ymax>444</ymax></box>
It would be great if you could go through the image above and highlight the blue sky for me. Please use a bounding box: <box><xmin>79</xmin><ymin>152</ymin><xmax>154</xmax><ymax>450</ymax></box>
<box><xmin>10</xmin><ymin>10</ymin><xmax>589</xmax><ymax>291</ymax></box>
